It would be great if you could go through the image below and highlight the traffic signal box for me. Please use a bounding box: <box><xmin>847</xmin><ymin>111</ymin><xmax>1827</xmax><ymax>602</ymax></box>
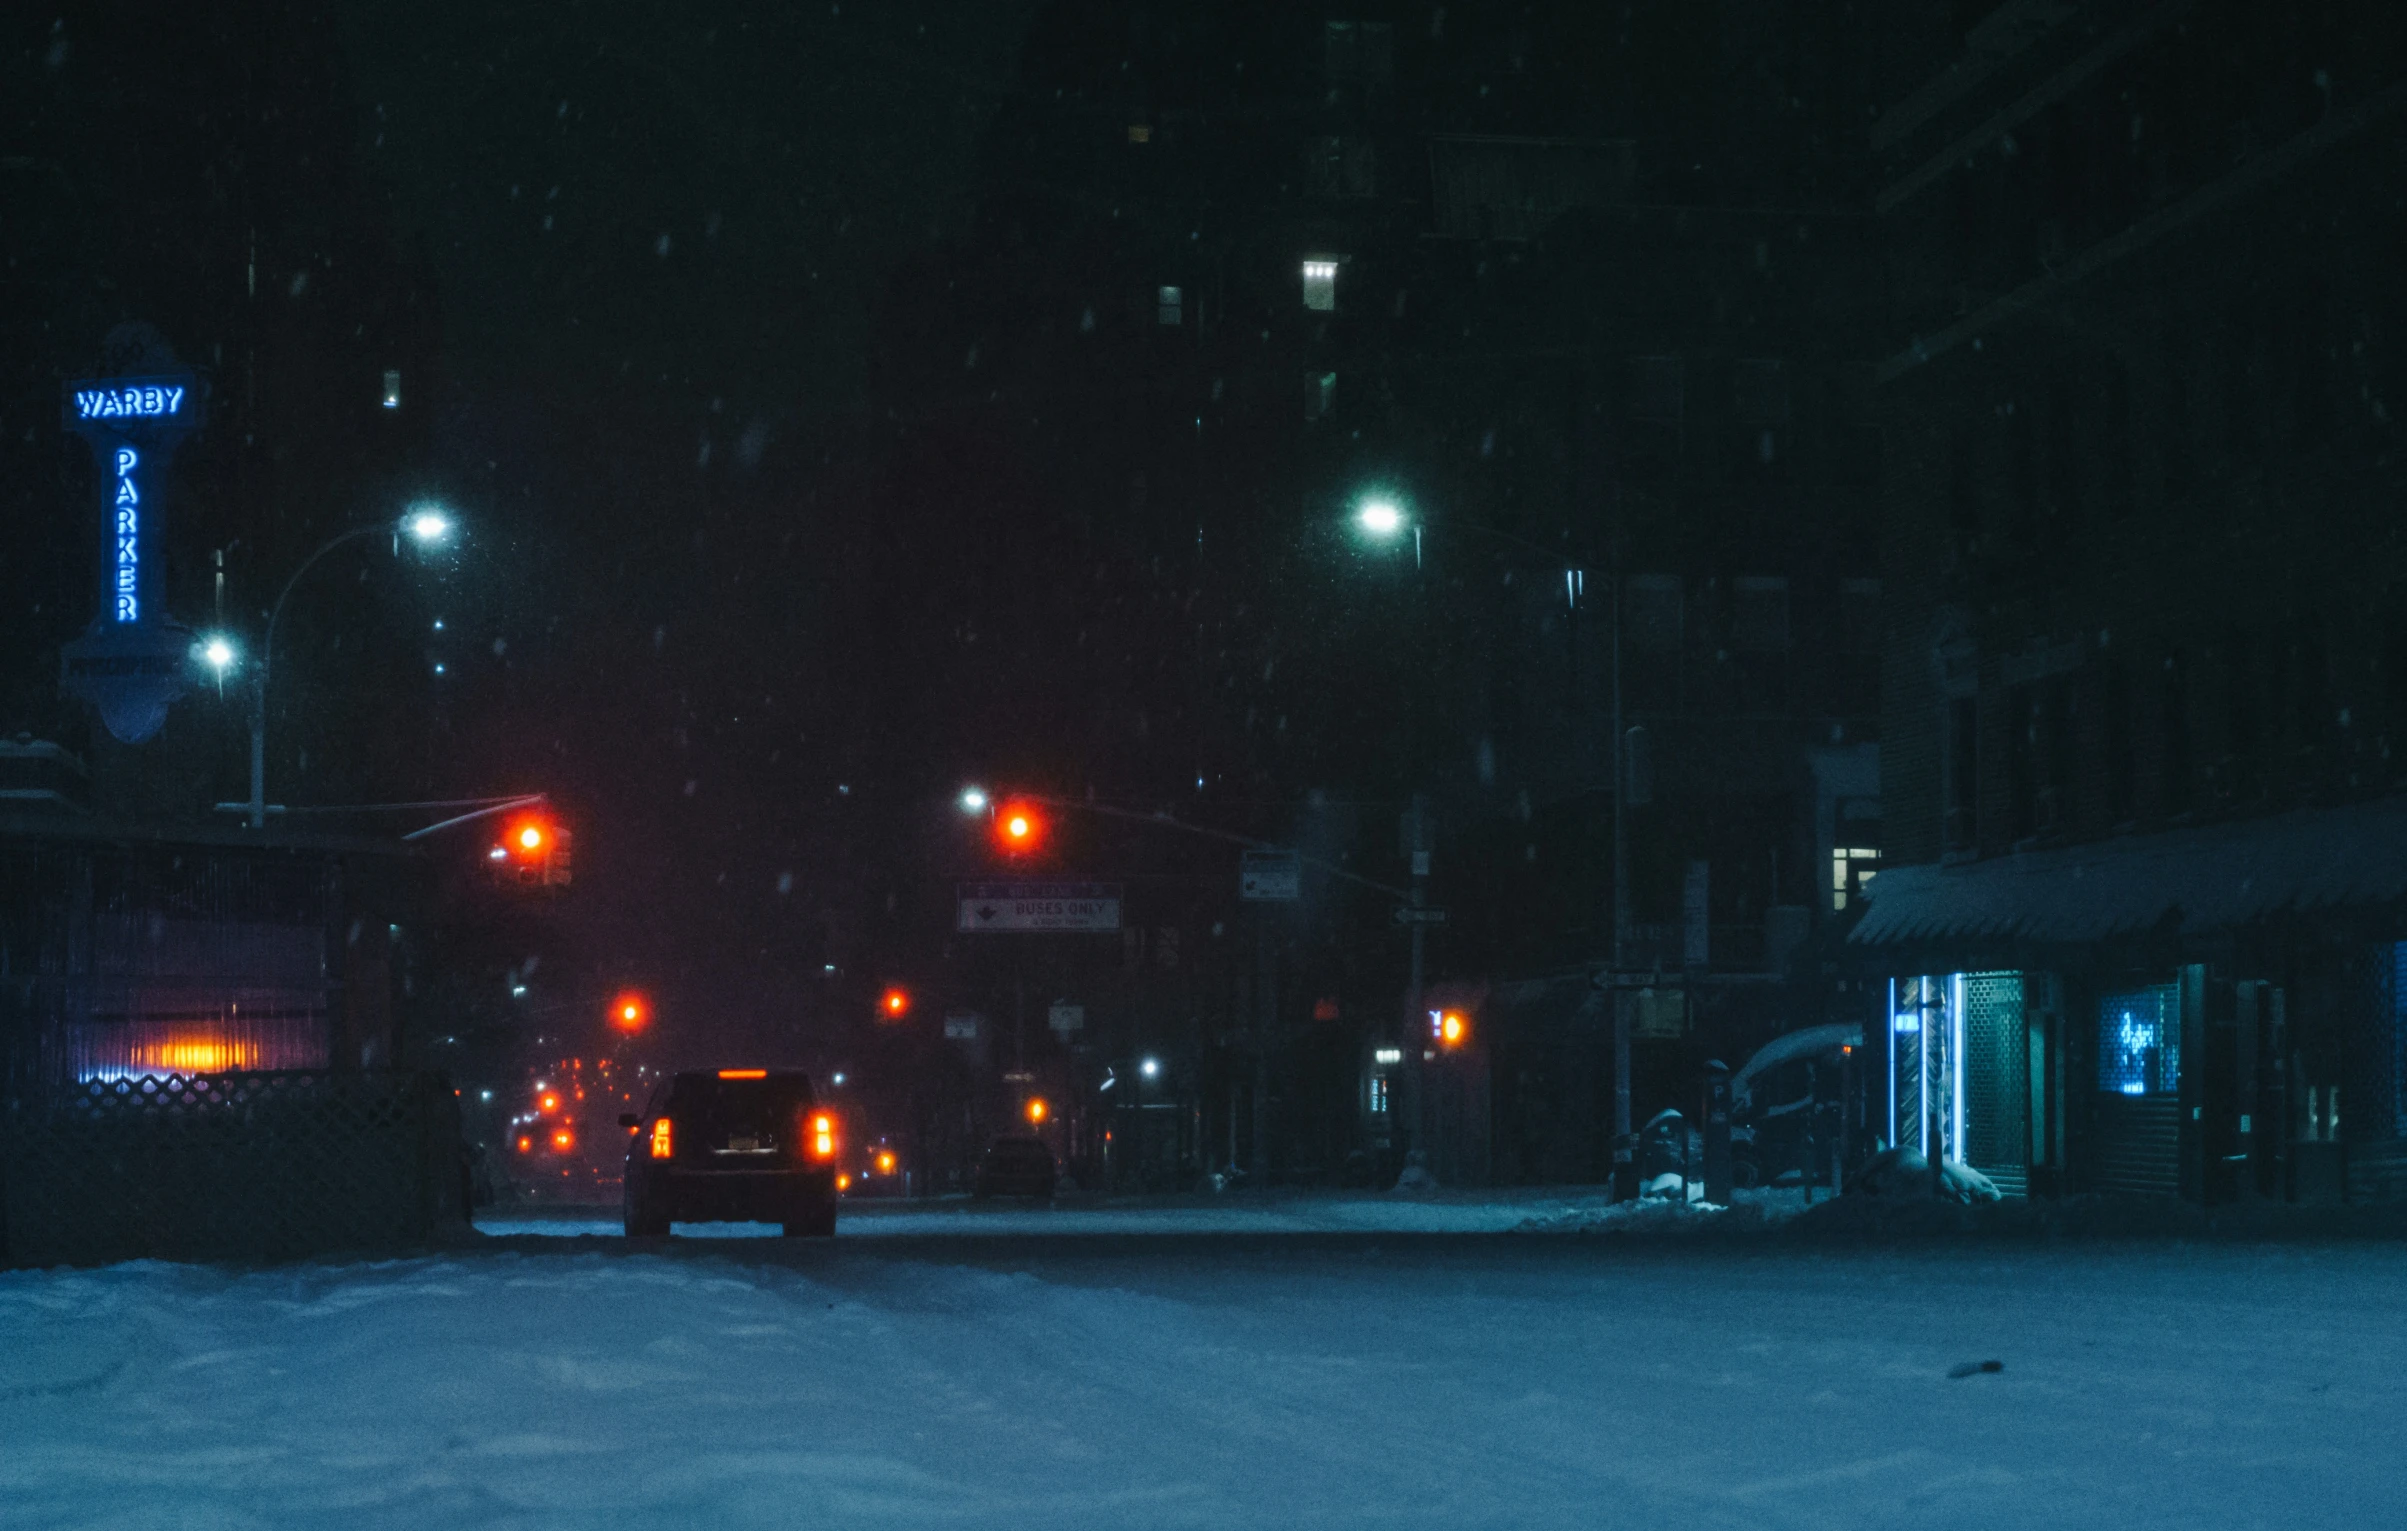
<box><xmin>496</xmin><ymin>818</ymin><xmax>573</xmax><ymax>888</ymax></box>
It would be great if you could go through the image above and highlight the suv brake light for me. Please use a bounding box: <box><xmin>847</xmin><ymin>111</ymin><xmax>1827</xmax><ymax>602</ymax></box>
<box><xmin>650</xmin><ymin>1117</ymin><xmax>673</xmax><ymax>1159</ymax></box>
<box><xmin>810</xmin><ymin>1113</ymin><xmax>835</xmax><ymax>1159</ymax></box>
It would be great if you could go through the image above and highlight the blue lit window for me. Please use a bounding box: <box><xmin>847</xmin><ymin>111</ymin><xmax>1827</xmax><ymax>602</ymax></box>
<box><xmin>2098</xmin><ymin>986</ymin><xmax>2178</xmax><ymax>1095</ymax></box>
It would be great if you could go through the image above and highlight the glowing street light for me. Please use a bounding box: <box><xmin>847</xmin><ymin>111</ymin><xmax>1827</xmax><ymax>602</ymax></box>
<box><xmin>1139</xmin><ymin>1056</ymin><xmax>1161</xmax><ymax>1080</ymax></box>
<box><xmin>958</xmin><ymin>786</ymin><xmax>989</xmax><ymax>813</ymax></box>
<box><xmin>1356</xmin><ymin>499</ymin><xmax>1406</xmax><ymax>537</ymax></box>
<box><xmin>199</xmin><ymin>635</ymin><xmax>238</xmax><ymax>673</ymax></box>
<box><xmin>404</xmin><ymin>507</ymin><xmax>451</xmax><ymax>544</ymax></box>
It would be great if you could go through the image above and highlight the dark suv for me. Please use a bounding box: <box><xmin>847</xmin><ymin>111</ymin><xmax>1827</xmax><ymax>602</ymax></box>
<box><xmin>620</xmin><ymin>1070</ymin><xmax>838</xmax><ymax>1237</ymax></box>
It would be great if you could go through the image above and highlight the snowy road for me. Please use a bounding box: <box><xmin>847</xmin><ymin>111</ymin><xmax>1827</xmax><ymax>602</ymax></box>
<box><xmin>4</xmin><ymin>1220</ymin><xmax>2402</xmax><ymax>1529</ymax></box>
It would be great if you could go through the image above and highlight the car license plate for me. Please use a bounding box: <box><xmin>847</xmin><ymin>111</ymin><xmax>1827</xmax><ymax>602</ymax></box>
<box><xmin>728</xmin><ymin>1136</ymin><xmax>761</xmax><ymax>1152</ymax></box>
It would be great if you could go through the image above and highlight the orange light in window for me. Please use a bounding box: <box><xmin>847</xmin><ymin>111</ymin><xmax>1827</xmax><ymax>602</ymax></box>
<box><xmin>717</xmin><ymin>1069</ymin><xmax>767</xmax><ymax>1079</ymax></box>
<box><xmin>875</xmin><ymin>1151</ymin><xmax>896</xmax><ymax>1174</ymax></box>
<box><xmin>551</xmin><ymin>1128</ymin><xmax>575</xmax><ymax>1151</ymax></box>
<box><xmin>1024</xmin><ymin>1097</ymin><xmax>1049</xmax><ymax>1125</ymax></box>
<box><xmin>650</xmin><ymin>1117</ymin><xmax>673</xmax><ymax>1159</ymax></box>
<box><xmin>836</xmin><ymin>1173</ymin><xmax>852</xmax><ymax>1191</ymax></box>
<box><xmin>539</xmin><ymin>1093</ymin><xmax>560</xmax><ymax>1113</ymax></box>
<box><xmin>517</xmin><ymin>1136</ymin><xmax>532</xmax><ymax>1153</ymax></box>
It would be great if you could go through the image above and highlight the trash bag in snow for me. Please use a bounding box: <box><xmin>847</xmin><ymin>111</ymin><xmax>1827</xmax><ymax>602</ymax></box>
<box><xmin>1851</xmin><ymin>1147</ymin><xmax>2002</xmax><ymax>1203</ymax></box>
<box><xmin>1391</xmin><ymin>1150</ymin><xmax>1437</xmax><ymax>1191</ymax></box>
<box><xmin>1637</xmin><ymin>1108</ymin><xmax>1703</xmax><ymax>1190</ymax></box>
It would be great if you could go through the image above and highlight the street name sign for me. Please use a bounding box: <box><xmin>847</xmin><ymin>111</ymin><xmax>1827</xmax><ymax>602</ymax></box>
<box><xmin>1240</xmin><ymin>849</ymin><xmax>1302</xmax><ymax>901</ymax></box>
<box><xmin>956</xmin><ymin>882</ymin><xmax>1123</xmax><ymax>933</ymax></box>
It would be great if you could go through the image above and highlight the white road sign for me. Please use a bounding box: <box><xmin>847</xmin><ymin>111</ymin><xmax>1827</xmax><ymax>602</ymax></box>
<box><xmin>1240</xmin><ymin>850</ymin><xmax>1302</xmax><ymax>901</ymax></box>
<box><xmin>956</xmin><ymin>882</ymin><xmax>1123</xmax><ymax>933</ymax></box>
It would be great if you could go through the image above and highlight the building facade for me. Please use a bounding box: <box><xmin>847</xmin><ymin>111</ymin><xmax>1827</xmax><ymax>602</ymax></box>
<box><xmin>1856</xmin><ymin>0</ymin><xmax>2407</xmax><ymax>1202</ymax></box>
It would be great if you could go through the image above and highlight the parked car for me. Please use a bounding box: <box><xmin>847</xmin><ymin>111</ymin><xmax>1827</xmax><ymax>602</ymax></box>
<box><xmin>620</xmin><ymin>1069</ymin><xmax>839</xmax><ymax>1237</ymax></box>
<box><xmin>972</xmin><ymin>1135</ymin><xmax>1057</xmax><ymax>1199</ymax></box>
<box><xmin>1729</xmin><ymin>1023</ymin><xmax>1862</xmax><ymax>1189</ymax></box>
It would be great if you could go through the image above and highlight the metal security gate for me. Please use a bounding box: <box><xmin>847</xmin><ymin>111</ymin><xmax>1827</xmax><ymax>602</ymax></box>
<box><xmin>1961</xmin><ymin>973</ymin><xmax>2030</xmax><ymax>1196</ymax></box>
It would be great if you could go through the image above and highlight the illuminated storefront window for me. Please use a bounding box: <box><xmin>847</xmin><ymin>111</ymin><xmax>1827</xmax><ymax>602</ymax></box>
<box><xmin>2097</xmin><ymin>985</ymin><xmax>2178</xmax><ymax>1096</ymax></box>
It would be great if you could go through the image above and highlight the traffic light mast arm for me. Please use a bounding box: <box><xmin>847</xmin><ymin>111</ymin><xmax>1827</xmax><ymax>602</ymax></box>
<box><xmin>398</xmin><ymin>793</ymin><xmax>549</xmax><ymax>842</ymax></box>
<box><xmin>1016</xmin><ymin>793</ymin><xmax>1407</xmax><ymax>900</ymax></box>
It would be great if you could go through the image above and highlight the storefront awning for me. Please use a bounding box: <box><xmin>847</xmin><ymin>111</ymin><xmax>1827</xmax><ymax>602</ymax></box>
<box><xmin>1850</xmin><ymin>794</ymin><xmax>2407</xmax><ymax>948</ymax></box>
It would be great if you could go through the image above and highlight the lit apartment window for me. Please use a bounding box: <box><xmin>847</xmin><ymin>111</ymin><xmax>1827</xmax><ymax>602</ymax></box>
<box><xmin>1157</xmin><ymin>285</ymin><xmax>1183</xmax><ymax>325</ymax></box>
<box><xmin>1831</xmin><ymin>846</ymin><xmax>1880</xmax><ymax>911</ymax></box>
<box><xmin>1301</xmin><ymin>258</ymin><xmax>1339</xmax><ymax>311</ymax></box>
<box><xmin>382</xmin><ymin>370</ymin><xmax>402</xmax><ymax>409</ymax></box>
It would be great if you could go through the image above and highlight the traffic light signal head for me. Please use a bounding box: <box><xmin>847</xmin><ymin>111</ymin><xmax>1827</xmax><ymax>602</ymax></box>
<box><xmin>494</xmin><ymin>816</ymin><xmax>573</xmax><ymax>887</ymax></box>
<box><xmin>610</xmin><ymin>991</ymin><xmax>650</xmax><ymax>1034</ymax></box>
<box><xmin>1434</xmin><ymin>1010</ymin><xmax>1469</xmax><ymax>1050</ymax></box>
<box><xmin>995</xmin><ymin>801</ymin><xmax>1045</xmax><ymax>856</ymax></box>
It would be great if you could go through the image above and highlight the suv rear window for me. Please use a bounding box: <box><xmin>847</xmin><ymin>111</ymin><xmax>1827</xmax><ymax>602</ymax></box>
<box><xmin>663</xmin><ymin>1073</ymin><xmax>817</xmax><ymax>1151</ymax></box>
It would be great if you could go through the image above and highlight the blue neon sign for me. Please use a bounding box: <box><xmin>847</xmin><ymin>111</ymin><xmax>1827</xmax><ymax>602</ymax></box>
<box><xmin>71</xmin><ymin>381</ymin><xmax>189</xmax><ymax>421</ymax></box>
<box><xmin>57</xmin><ymin>361</ymin><xmax>204</xmax><ymax>743</ymax></box>
<box><xmin>112</xmin><ymin>446</ymin><xmax>140</xmax><ymax>622</ymax></box>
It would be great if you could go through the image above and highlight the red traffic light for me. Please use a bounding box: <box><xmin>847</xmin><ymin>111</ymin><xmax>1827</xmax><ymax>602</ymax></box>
<box><xmin>610</xmin><ymin>991</ymin><xmax>651</xmax><ymax>1034</ymax></box>
<box><xmin>879</xmin><ymin>987</ymin><xmax>911</xmax><ymax>1020</ymax></box>
<box><xmin>492</xmin><ymin>816</ymin><xmax>573</xmax><ymax>887</ymax></box>
<box><xmin>995</xmin><ymin>801</ymin><xmax>1046</xmax><ymax>855</ymax></box>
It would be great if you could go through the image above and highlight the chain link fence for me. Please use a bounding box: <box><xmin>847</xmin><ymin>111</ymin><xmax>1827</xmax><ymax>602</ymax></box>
<box><xmin>2</xmin><ymin>1070</ymin><xmax>468</xmax><ymax>1267</ymax></box>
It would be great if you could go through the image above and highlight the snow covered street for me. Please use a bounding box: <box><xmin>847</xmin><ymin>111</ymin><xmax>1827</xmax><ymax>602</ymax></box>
<box><xmin>4</xmin><ymin>1222</ymin><xmax>2403</xmax><ymax>1529</ymax></box>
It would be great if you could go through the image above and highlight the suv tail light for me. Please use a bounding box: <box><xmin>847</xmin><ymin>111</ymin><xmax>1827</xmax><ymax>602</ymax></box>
<box><xmin>809</xmin><ymin>1113</ymin><xmax>836</xmax><ymax>1159</ymax></box>
<box><xmin>650</xmin><ymin>1117</ymin><xmax>673</xmax><ymax>1159</ymax></box>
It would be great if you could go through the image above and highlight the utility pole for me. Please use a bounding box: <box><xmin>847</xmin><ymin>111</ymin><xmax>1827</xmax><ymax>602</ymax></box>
<box><xmin>1252</xmin><ymin>908</ymin><xmax>1273</xmax><ymax>1183</ymax></box>
<box><xmin>1401</xmin><ymin>793</ymin><xmax>1432</xmax><ymax>1175</ymax></box>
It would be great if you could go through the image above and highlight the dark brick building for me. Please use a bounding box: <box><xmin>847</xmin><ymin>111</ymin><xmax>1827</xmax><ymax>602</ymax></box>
<box><xmin>1856</xmin><ymin>0</ymin><xmax>2407</xmax><ymax>1203</ymax></box>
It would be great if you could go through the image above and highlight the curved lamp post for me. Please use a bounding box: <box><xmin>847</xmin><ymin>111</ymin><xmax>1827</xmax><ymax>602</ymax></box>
<box><xmin>246</xmin><ymin>507</ymin><xmax>452</xmax><ymax>828</ymax></box>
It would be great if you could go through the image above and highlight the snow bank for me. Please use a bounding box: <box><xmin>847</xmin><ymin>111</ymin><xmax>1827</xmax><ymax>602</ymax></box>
<box><xmin>5</xmin><ymin>1241</ymin><xmax>2404</xmax><ymax>1527</ymax></box>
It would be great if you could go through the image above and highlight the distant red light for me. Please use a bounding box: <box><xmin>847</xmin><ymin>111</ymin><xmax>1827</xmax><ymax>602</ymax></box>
<box><xmin>611</xmin><ymin>991</ymin><xmax>651</xmax><ymax>1034</ymax></box>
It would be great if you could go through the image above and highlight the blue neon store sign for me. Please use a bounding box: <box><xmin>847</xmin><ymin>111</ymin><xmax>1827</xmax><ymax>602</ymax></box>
<box><xmin>58</xmin><ymin>361</ymin><xmax>204</xmax><ymax>743</ymax></box>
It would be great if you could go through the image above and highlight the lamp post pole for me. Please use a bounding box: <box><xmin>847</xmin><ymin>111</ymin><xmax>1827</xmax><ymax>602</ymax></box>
<box><xmin>245</xmin><ymin>513</ymin><xmax>449</xmax><ymax>829</ymax></box>
<box><xmin>1352</xmin><ymin>502</ymin><xmax>1626</xmax><ymax>1189</ymax></box>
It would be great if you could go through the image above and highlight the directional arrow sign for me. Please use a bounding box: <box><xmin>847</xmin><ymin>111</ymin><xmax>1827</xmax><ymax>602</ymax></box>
<box><xmin>1393</xmin><ymin>907</ymin><xmax>1448</xmax><ymax>925</ymax></box>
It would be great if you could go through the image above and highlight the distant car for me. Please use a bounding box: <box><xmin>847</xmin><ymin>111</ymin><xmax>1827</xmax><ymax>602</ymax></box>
<box><xmin>620</xmin><ymin>1069</ymin><xmax>839</xmax><ymax>1237</ymax></box>
<box><xmin>972</xmin><ymin>1135</ymin><xmax>1057</xmax><ymax>1199</ymax></box>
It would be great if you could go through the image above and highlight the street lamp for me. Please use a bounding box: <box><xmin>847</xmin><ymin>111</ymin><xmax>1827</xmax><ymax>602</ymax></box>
<box><xmin>958</xmin><ymin>786</ymin><xmax>989</xmax><ymax>813</ymax></box>
<box><xmin>247</xmin><ymin>508</ymin><xmax>456</xmax><ymax>828</ymax></box>
<box><xmin>1343</xmin><ymin>489</ymin><xmax>1629</xmax><ymax>1184</ymax></box>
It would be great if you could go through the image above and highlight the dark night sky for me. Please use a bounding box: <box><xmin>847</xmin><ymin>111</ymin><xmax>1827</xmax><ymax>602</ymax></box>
<box><xmin>334</xmin><ymin>0</ymin><xmax>1037</xmax><ymax>413</ymax></box>
<box><xmin>327</xmin><ymin>1</ymin><xmax>1048</xmax><ymax>1058</ymax></box>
